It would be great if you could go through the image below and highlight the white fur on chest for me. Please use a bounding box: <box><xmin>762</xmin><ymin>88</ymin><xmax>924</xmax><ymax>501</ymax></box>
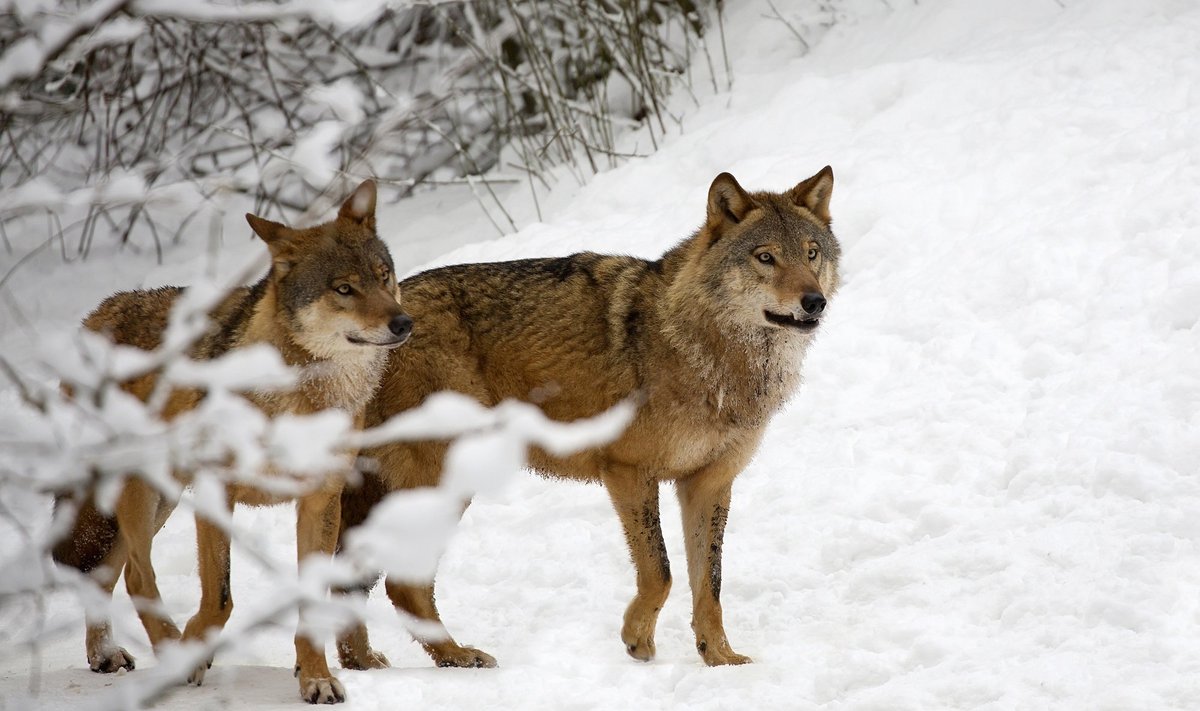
<box><xmin>254</xmin><ymin>347</ymin><xmax>385</xmax><ymax>415</ymax></box>
<box><xmin>298</xmin><ymin>348</ymin><xmax>387</xmax><ymax>412</ymax></box>
<box><xmin>653</xmin><ymin>334</ymin><xmax>811</xmax><ymax>476</ymax></box>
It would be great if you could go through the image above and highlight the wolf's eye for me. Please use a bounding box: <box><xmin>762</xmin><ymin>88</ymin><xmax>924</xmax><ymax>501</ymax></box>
<box><xmin>756</xmin><ymin>252</ymin><xmax>775</xmax><ymax>265</ymax></box>
<box><xmin>807</xmin><ymin>247</ymin><xmax>819</xmax><ymax>261</ymax></box>
<box><xmin>380</xmin><ymin>269</ymin><xmax>391</xmax><ymax>282</ymax></box>
<box><xmin>334</xmin><ymin>284</ymin><xmax>353</xmax><ymax>296</ymax></box>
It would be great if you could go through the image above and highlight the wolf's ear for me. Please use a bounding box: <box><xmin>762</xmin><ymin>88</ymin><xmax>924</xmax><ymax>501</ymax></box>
<box><xmin>789</xmin><ymin>166</ymin><xmax>834</xmax><ymax>225</ymax></box>
<box><xmin>246</xmin><ymin>213</ymin><xmax>289</xmax><ymax>245</ymax></box>
<box><xmin>707</xmin><ymin>172</ymin><xmax>756</xmax><ymax>227</ymax></box>
<box><xmin>338</xmin><ymin>179</ymin><xmax>377</xmax><ymax>228</ymax></box>
<box><xmin>247</xmin><ymin>213</ymin><xmax>297</xmax><ymax>273</ymax></box>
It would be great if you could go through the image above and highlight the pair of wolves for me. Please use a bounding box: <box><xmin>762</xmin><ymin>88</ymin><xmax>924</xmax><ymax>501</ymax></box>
<box><xmin>53</xmin><ymin>167</ymin><xmax>842</xmax><ymax>703</ymax></box>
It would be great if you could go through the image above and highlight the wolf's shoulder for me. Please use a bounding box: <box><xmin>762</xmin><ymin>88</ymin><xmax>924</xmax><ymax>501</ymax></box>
<box><xmin>82</xmin><ymin>286</ymin><xmax>187</xmax><ymax>349</ymax></box>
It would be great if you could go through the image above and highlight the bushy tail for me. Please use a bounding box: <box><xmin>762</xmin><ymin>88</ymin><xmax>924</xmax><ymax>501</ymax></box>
<box><xmin>51</xmin><ymin>494</ymin><xmax>119</xmax><ymax>573</ymax></box>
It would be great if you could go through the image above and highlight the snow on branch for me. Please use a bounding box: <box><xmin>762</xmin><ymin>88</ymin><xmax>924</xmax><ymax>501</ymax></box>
<box><xmin>128</xmin><ymin>0</ymin><xmax>393</xmax><ymax>30</ymax></box>
<box><xmin>0</xmin><ymin>0</ymin><xmax>133</xmax><ymax>91</ymax></box>
<box><xmin>345</xmin><ymin>394</ymin><xmax>635</xmax><ymax>581</ymax></box>
<box><xmin>0</xmin><ymin>0</ymin><xmax>724</xmax><ymax>261</ymax></box>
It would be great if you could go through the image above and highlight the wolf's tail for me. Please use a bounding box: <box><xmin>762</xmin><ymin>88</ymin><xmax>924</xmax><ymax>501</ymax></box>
<box><xmin>51</xmin><ymin>494</ymin><xmax>119</xmax><ymax>573</ymax></box>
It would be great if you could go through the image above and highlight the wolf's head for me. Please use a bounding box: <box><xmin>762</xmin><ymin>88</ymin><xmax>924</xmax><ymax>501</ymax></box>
<box><xmin>675</xmin><ymin>168</ymin><xmax>841</xmax><ymax>340</ymax></box>
<box><xmin>246</xmin><ymin>180</ymin><xmax>412</xmax><ymax>360</ymax></box>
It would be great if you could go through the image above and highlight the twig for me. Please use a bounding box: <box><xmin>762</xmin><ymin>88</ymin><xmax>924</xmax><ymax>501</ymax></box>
<box><xmin>765</xmin><ymin>0</ymin><xmax>811</xmax><ymax>53</ymax></box>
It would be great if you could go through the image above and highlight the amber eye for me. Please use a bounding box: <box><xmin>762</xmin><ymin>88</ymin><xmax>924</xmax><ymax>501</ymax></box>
<box><xmin>380</xmin><ymin>268</ymin><xmax>391</xmax><ymax>282</ymax></box>
<box><xmin>807</xmin><ymin>247</ymin><xmax>819</xmax><ymax>261</ymax></box>
<box><xmin>756</xmin><ymin>252</ymin><xmax>775</xmax><ymax>265</ymax></box>
<box><xmin>334</xmin><ymin>284</ymin><xmax>353</xmax><ymax>296</ymax></box>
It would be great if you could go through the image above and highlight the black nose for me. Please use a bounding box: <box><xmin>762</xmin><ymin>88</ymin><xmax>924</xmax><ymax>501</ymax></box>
<box><xmin>388</xmin><ymin>314</ymin><xmax>413</xmax><ymax>339</ymax></box>
<box><xmin>801</xmin><ymin>292</ymin><xmax>826</xmax><ymax>315</ymax></box>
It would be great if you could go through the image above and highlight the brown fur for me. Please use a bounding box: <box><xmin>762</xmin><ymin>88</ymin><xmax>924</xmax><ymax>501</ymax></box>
<box><xmin>52</xmin><ymin>180</ymin><xmax>408</xmax><ymax>704</ymax></box>
<box><xmin>336</xmin><ymin>168</ymin><xmax>841</xmax><ymax>668</ymax></box>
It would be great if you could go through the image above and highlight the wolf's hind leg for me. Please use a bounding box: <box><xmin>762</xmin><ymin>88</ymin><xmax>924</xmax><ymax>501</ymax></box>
<box><xmin>333</xmin><ymin>578</ymin><xmax>390</xmax><ymax>671</ymax></box>
<box><xmin>53</xmin><ymin>490</ymin><xmax>137</xmax><ymax>672</ymax></box>
<box><xmin>677</xmin><ymin>458</ymin><xmax>752</xmax><ymax>666</ymax></box>
<box><xmin>119</xmin><ymin>481</ymin><xmax>182</xmax><ymax>652</ymax></box>
<box><xmin>333</xmin><ymin>465</ymin><xmax>395</xmax><ymax>671</ymax></box>
<box><xmin>603</xmin><ymin>466</ymin><xmax>671</xmax><ymax>662</ymax></box>
<box><xmin>384</xmin><ymin>581</ymin><xmax>497</xmax><ymax>668</ymax></box>
<box><xmin>84</xmin><ymin>545</ymin><xmax>136</xmax><ymax>673</ymax></box>
<box><xmin>182</xmin><ymin>491</ymin><xmax>235</xmax><ymax>685</ymax></box>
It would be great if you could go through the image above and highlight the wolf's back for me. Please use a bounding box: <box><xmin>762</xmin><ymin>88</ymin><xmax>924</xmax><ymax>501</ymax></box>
<box><xmin>82</xmin><ymin>286</ymin><xmax>184</xmax><ymax>350</ymax></box>
<box><xmin>399</xmin><ymin>253</ymin><xmax>656</xmax><ymax>346</ymax></box>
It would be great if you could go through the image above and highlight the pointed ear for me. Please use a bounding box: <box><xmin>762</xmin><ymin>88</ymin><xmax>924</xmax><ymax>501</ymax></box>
<box><xmin>338</xmin><ymin>179</ymin><xmax>377</xmax><ymax>228</ymax></box>
<box><xmin>707</xmin><ymin>172</ymin><xmax>756</xmax><ymax>226</ymax></box>
<box><xmin>789</xmin><ymin>166</ymin><xmax>834</xmax><ymax>225</ymax></box>
<box><xmin>246</xmin><ymin>213</ymin><xmax>288</xmax><ymax>243</ymax></box>
<box><xmin>247</xmin><ymin>213</ymin><xmax>296</xmax><ymax>273</ymax></box>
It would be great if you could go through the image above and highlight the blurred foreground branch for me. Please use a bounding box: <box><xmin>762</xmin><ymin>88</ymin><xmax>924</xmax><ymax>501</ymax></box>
<box><xmin>0</xmin><ymin>262</ymin><xmax>633</xmax><ymax>707</ymax></box>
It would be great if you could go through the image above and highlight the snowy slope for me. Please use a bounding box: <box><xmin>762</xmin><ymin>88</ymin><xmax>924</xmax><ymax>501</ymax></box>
<box><xmin>4</xmin><ymin>0</ymin><xmax>1200</xmax><ymax>709</ymax></box>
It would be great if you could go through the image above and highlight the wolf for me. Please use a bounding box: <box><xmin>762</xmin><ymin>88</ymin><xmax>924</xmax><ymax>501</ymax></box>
<box><xmin>331</xmin><ymin>168</ymin><xmax>841</xmax><ymax>670</ymax></box>
<box><xmin>51</xmin><ymin>180</ymin><xmax>409</xmax><ymax>704</ymax></box>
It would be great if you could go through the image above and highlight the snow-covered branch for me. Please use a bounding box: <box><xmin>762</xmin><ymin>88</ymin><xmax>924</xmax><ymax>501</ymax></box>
<box><xmin>0</xmin><ymin>0</ymin><xmax>723</xmax><ymax>259</ymax></box>
<box><xmin>0</xmin><ymin>0</ymin><xmax>133</xmax><ymax>90</ymax></box>
<box><xmin>0</xmin><ymin>271</ymin><xmax>634</xmax><ymax>707</ymax></box>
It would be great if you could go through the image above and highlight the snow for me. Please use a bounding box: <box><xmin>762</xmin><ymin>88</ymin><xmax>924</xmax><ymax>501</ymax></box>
<box><xmin>307</xmin><ymin>80</ymin><xmax>367</xmax><ymax>126</ymax></box>
<box><xmin>4</xmin><ymin>0</ymin><xmax>1200</xmax><ymax>709</ymax></box>
<box><xmin>287</xmin><ymin>121</ymin><xmax>349</xmax><ymax>191</ymax></box>
<box><xmin>0</xmin><ymin>0</ymin><xmax>129</xmax><ymax>89</ymax></box>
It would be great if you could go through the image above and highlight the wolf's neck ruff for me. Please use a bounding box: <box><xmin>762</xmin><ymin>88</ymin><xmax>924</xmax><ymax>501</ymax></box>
<box><xmin>657</xmin><ymin>294</ymin><xmax>809</xmax><ymax>426</ymax></box>
<box><xmin>292</xmin><ymin>353</ymin><xmax>388</xmax><ymax>413</ymax></box>
<box><xmin>654</xmin><ymin>236</ymin><xmax>814</xmax><ymax>424</ymax></box>
<box><xmin>242</xmin><ymin>278</ymin><xmax>389</xmax><ymax>414</ymax></box>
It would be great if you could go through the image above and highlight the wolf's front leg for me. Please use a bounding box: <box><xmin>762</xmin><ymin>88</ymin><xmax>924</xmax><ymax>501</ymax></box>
<box><xmin>294</xmin><ymin>490</ymin><xmax>346</xmax><ymax>704</ymax></box>
<box><xmin>603</xmin><ymin>466</ymin><xmax>671</xmax><ymax>662</ymax></box>
<box><xmin>676</xmin><ymin>458</ymin><xmax>752</xmax><ymax>666</ymax></box>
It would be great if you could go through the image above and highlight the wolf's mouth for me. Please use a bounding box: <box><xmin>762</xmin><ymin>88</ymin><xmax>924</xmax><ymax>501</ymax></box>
<box><xmin>763</xmin><ymin>310</ymin><xmax>820</xmax><ymax>332</ymax></box>
<box><xmin>346</xmin><ymin>334</ymin><xmax>409</xmax><ymax>348</ymax></box>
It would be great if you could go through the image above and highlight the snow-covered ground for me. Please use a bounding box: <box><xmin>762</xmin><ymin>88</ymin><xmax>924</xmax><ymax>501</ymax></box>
<box><xmin>4</xmin><ymin>0</ymin><xmax>1200</xmax><ymax>708</ymax></box>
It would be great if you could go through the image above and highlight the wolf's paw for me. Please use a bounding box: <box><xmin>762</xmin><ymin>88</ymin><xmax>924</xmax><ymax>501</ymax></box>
<box><xmin>431</xmin><ymin>644</ymin><xmax>497</xmax><ymax>669</ymax></box>
<box><xmin>89</xmin><ymin>647</ymin><xmax>135</xmax><ymax>673</ymax></box>
<box><xmin>340</xmin><ymin>647</ymin><xmax>389</xmax><ymax>671</ymax></box>
<box><xmin>697</xmin><ymin>639</ymin><xmax>752</xmax><ymax>666</ymax></box>
<box><xmin>621</xmin><ymin>633</ymin><xmax>656</xmax><ymax>662</ymax></box>
<box><xmin>186</xmin><ymin>655</ymin><xmax>215</xmax><ymax>686</ymax></box>
<box><xmin>621</xmin><ymin>612</ymin><xmax>659</xmax><ymax>662</ymax></box>
<box><xmin>187</xmin><ymin>663</ymin><xmax>207</xmax><ymax>686</ymax></box>
<box><xmin>299</xmin><ymin>676</ymin><xmax>346</xmax><ymax>705</ymax></box>
<box><xmin>621</xmin><ymin>593</ymin><xmax>664</xmax><ymax>662</ymax></box>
